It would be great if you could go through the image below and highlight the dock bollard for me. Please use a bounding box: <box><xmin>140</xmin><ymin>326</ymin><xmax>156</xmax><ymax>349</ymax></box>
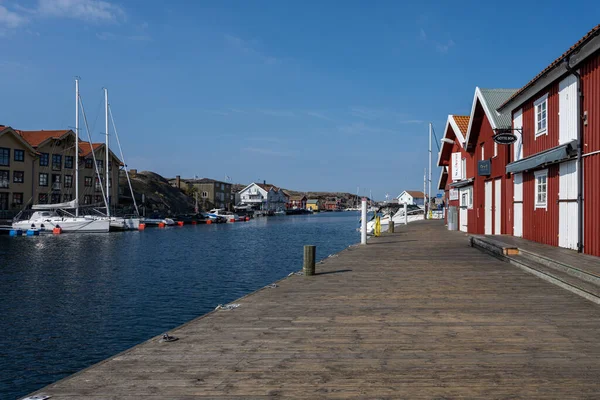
<box><xmin>389</xmin><ymin>221</ymin><xmax>394</xmax><ymax>233</ymax></box>
<box><xmin>303</xmin><ymin>245</ymin><xmax>316</xmax><ymax>276</ymax></box>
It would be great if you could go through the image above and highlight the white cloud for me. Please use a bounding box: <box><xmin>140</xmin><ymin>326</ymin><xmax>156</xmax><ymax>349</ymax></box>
<box><xmin>436</xmin><ymin>39</ymin><xmax>455</xmax><ymax>54</ymax></box>
<box><xmin>0</xmin><ymin>5</ymin><xmax>27</xmax><ymax>30</ymax></box>
<box><xmin>306</xmin><ymin>111</ymin><xmax>335</xmax><ymax>122</ymax></box>
<box><xmin>35</xmin><ymin>0</ymin><xmax>125</xmax><ymax>23</ymax></box>
<box><xmin>337</xmin><ymin>122</ymin><xmax>395</xmax><ymax>136</ymax></box>
<box><xmin>419</xmin><ymin>28</ymin><xmax>427</xmax><ymax>41</ymax></box>
<box><xmin>256</xmin><ymin>109</ymin><xmax>295</xmax><ymax>117</ymax></box>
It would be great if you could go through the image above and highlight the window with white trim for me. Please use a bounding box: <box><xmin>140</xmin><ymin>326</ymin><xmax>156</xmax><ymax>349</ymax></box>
<box><xmin>534</xmin><ymin>169</ymin><xmax>548</xmax><ymax>209</ymax></box>
<box><xmin>460</xmin><ymin>187</ymin><xmax>473</xmax><ymax>209</ymax></box>
<box><xmin>461</xmin><ymin>158</ymin><xmax>467</xmax><ymax>180</ymax></box>
<box><xmin>481</xmin><ymin>144</ymin><xmax>485</xmax><ymax>160</ymax></box>
<box><xmin>534</xmin><ymin>94</ymin><xmax>548</xmax><ymax>136</ymax></box>
<box><xmin>494</xmin><ymin>141</ymin><xmax>498</xmax><ymax>157</ymax></box>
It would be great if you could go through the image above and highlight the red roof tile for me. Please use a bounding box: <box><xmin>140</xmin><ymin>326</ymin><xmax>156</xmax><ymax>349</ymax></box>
<box><xmin>405</xmin><ymin>190</ymin><xmax>425</xmax><ymax>199</ymax></box>
<box><xmin>16</xmin><ymin>129</ymin><xmax>72</xmax><ymax>147</ymax></box>
<box><xmin>79</xmin><ymin>142</ymin><xmax>103</xmax><ymax>158</ymax></box>
<box><xmin>500</xmin><ymin>24</ymin><xmax>600</xmax><ymax>109</ymax></box>
<box><xmin>452</xmin><ymin>115</ymin><xmax>470</xmax><ymax>136</ymax></box>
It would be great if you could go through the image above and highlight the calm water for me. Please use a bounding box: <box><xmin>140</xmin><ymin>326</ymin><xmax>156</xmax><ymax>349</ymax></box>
<box><xmin>0</xmin><ymin>212</ymin><xmax>360</xmax><ymax>399</ymax></box>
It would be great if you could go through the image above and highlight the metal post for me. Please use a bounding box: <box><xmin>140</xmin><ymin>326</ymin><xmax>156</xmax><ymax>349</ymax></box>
<box><xmin>361</xmin><ymin>198</ymin><xmax>367</xmax><ymax>245</ymax></box>
<box><xmin>428</xmin><ymin>122</ymin><xmax>432</xmax><ymax>216</ymax></box>
<box><xmin>404</xmin><ymin>203</ymin><xmax>408</xmax><ymax>225</ymax></box>
<box><xmin>75</xmin><ymin>77</ymin><xmax>79</xmax><ymax>217</ymax></box>
<box><xmin>303</xmin><ymin>245</ymin><xmax>316</xmax><ymax>276</ymax></box>
<box><xmin>105</xmin><ymin>88</ymin><xmax>110</xmax><ymax>217</ymax></box>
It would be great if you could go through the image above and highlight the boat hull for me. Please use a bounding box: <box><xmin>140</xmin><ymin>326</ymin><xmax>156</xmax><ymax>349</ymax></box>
<box><xmin>13</xmin><ymin>218</ymin><xmax>110</xmax><ymax>233</ymax></box>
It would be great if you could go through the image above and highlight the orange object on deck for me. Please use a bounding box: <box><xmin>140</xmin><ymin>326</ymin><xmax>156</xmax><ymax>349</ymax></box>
<box><xmin>230</xmin><ymin>218</ymin><xmax>235</xmax><ymax>223</ymax></box>
<box><xmin>52</xmin><ymin>227</ymin><xmax>62</xmax><ymax>234</ymax></box>
<box><xmin>158</xmin><ymin>222</ymin><xmax>166</xmax><ymax>228</ymax></box>
<box><xmin>177</xmin><ymin>221</ymin><xmax>184</xmax><ymax>226</ymax></box>
<box><xmin>245</xmin><ymin>217</ymin><xmax>250</xmax><ymax>221</ymax></box>
<box><xmin>206</xmin><ymin>219</ymin><xmax>212</xmax><ymax>224</ymax></box>
<box><xmin>138</xmin><ymin>223</ymin><xmax>146</xmax><ymax>230</ymax></box>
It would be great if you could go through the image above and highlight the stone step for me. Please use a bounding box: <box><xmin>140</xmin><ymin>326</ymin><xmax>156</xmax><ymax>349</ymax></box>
<box><xmin>509</xmin><ymin>255</ymin><xmax>600</xmax><ymax>305</ymax></box>
<box><xmin>518</xmin><ymin>249</ymin><xmax>600</xmax><ymax>287</ymax></box>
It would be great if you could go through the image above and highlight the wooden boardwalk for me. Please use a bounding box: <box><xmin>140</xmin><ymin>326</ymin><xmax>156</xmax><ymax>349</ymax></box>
<box><xmin>26</xmin><ymin>221</ymin><xmax>600</xmax><ymax>399</ymax></box>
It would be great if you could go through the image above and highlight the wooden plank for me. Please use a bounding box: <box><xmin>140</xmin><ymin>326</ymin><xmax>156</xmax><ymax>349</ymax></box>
<box><xmin>23</xmin><ymin>221</ymin><xmax>600</xmax><ymax>399</ymax></box>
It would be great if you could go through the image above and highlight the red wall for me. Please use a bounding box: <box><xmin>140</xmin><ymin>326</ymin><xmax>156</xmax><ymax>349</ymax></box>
<box><xmin>521</xmin><ymin>165</ymin><xmax>559</xmax><ymax>246</ymax></box>
<box><xmin>582</xmin><ymin>51</ymin><xmax>600</xmax><ymax>255</ymax></box>
<box><xmin>468</xmin><ymin>103</ymin><xmax>510</xmax><ymax>234</ymax></box>
<box><xmin>520</xmin><ymin>86</ymin><xmax>560</xmax><ymax>156</ymax></box>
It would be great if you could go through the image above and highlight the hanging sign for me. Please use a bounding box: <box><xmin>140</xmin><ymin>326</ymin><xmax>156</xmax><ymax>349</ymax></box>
<box><xmin>449</xmin><ymin>188</ymin><xmax>459</xmax><ymax>201</ymax></box>
<box><xmin>478</xmin><ymin>159</ymin><xmax>491</xmax><ymax>176</ymax></box>
<box><xmin>451</xmin><ymin>152</ymin><xmax>462</xmax><ymax>181</ymax></box>
<box><xmin>493</xmin><ymin>132</ymin><xmax>517</xmax><ymax>145</ymax></box>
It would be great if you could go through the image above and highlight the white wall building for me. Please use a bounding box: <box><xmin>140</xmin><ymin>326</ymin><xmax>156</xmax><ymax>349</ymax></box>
<box><xmin>237</xmin><ymin>182</ymin><xmax>289</xmax><ymax>211</ymax></box>
<box><xmin>396</xmin><ymin>190</ymin><xmax>426</xmax><ymax>206</ymax></box>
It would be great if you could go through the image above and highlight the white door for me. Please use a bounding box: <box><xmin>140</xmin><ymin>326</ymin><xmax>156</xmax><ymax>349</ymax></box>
<box><xmin>559</xmin><ymin>75</ymin><xmax>578</xmax><ymax>145</ymax></box>
<box><xmin>494</xmin><ymin>179</ymin><xmax>501</xmax><ymax>234</ymax></box>
<box><xmin>559</xmin><ymin>160</ymin><xmax>578</xmax><ymax>249</ymax></box>
<box><xmin>485</xmin><ymin>181</ymin><xmax>492</xmax><ymax>235</ymax></box>
<box><xmin>459</xmin><ymin>208</ymin><xmax>468</xmax><ymax>232</ymax></box>
<box><xmin>513</xmin><ymin>173</ymin><xmax>523</xmax><ymax>237</ymax></box>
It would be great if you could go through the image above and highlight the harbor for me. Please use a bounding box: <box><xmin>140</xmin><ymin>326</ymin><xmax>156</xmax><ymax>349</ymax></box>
<box><xmin>19</xmin><ymin>220</ymin><xmax>600</xmax><ymax>399</ymax></box>
<box><xmin>0</xmin><ymin>212</ymin><xmax>360</xmax><ymax>399</ymax></box>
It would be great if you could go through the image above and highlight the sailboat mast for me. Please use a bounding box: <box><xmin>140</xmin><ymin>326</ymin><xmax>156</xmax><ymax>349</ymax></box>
<box><xmin>105</xmin><ymin>88</ymin><xmax>110</xmax><ymax>217</ymax></box>
<box><xmin>75</xmin><ymin>77</ymin><xmax>80</xmax><ymax>217</ymax></box>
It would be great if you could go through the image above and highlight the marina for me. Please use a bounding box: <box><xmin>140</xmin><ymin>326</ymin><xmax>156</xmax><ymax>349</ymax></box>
<box><xmin>19</xmin><ymin>220</ymin><xmax>600</xmax><ymax>399</ymax></box>
<box><xmin>0</xmin><ymin>213</ymin><xmax>360</xmax><ymax>399</ymax></box>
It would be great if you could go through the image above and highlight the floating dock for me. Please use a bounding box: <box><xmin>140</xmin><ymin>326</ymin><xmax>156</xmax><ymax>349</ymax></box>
<box><xmin>24</xmin><ymin>221</ymin><xmax>600</xmax><ymax>398</ymax></box>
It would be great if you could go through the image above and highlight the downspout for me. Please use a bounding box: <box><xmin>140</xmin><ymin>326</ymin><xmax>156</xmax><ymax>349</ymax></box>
<box><xmin>564</xmin><ymin>56</ymin><xmax>584</xmax><ymax>253</ymax></box>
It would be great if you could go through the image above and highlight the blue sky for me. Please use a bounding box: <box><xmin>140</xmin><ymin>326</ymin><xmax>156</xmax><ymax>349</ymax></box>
<box><xmin>0</xmin><ymin>0</ymin><xmax>598</xmax><ymax>200</ymax></box>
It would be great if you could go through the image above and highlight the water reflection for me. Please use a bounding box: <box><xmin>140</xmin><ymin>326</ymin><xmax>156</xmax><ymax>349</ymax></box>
<box><xmin>0</xmin><ymin>212</ymin><xmax>358</xmax><ymax>399</ymax></box>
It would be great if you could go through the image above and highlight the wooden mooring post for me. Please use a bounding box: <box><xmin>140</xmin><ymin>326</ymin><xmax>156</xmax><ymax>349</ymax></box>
<box><xmin>388</xmin><ymin>221</ymin><xmax>395</xmax><ymax>233</ymax></box>
<box><xmin>303</xmin><ymin>245</ymin><xmax>316</xmax><ymax>276</ymax></box>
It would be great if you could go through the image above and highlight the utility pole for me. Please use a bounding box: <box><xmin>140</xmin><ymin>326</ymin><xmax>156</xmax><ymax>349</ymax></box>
<box><xmin>423</xmin><ymin>168</ymin><xmax>427</xmax><ymax>218</ymax></box>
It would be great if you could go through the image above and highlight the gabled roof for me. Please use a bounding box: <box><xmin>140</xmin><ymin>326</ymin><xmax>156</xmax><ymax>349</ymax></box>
<box><xmin>437</xmin><ymin>115</ymin><xmax>470</xmax><ymax>167</ymax></box>
<box><xmin>499</xmin><ymin>24</ymin><xmax>600</xmax><ymax>112</ymax></box>
<box><xmin>398</xmin><ymin>190</ymin><xmax>425</xmax><ymax>199</ymax></box>
<box><xmin>257</xmin><ymin>183</ymin><xmax>280</xmax><ymax>192</ymax></box>
<box><xmin>307</xmin><ymin>199</ymin><xmax>319</xmax><ymax>204</ymax></box>
<box><xmin>465</xmin><ymin>87</ymin><xmax>518</xmax><ymax>147</ymax></box>
<box><xmin>0</xmin><ymin>126</ymin><xmax>39</xmax><ymax>153</ymax></box>
<box><xmin>17</xmin><ymin>129</ymin><xmax>73</xmax><ymax>148</ymax></box>
<box><xmin>289</xmin><ymin>195</ymin><xmax>306</xmax><ymax>201</ymax></box>
<box><xmin>79</xmin><ymin>142</ymin><xmax>124</xmax><ymax>165</ymax></box>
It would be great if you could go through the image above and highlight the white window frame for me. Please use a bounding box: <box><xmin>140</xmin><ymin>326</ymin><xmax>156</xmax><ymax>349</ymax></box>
<box><xmin>494</xmin><ymin>141</ymin><xmax>498</xmax><ymax>158</ymax></box>
<box><xmin>460</xmin><ymin>186</ymin><xmax>473</xmax><ymax>209</ymax></box>
<box><xmin>534</xmin><ymin>93</ymin><xmax>548</xmax><ymax>138</ymax></box>
<box><xmin>481</xmin><ymin>144</ymin><xmax>485</xmax><ymax>161</ymax></box>
<box><xmin>461</xmin><ymin>158</ymin><xmax>466</xmax><ymax>180</ymax></box>
<box><xmin>534</xmin><ymin>169</ymin><xmax>548</xmax><ymax>209</ymax></box>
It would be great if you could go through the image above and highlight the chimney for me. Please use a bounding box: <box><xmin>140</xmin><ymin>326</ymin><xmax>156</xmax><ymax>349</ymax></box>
<box><xmin>263</xmin><ymin>180</ymin><xmax>266</xmax><ymax>185</ymax></box>
<box><xmin>176</xmin><ymin>175</ymin><xmax>181</xmax><ymax>188</ymax></box>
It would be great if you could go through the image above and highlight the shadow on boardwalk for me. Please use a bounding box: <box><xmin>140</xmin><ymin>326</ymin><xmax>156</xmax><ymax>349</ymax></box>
<box><xmin>26</xmin><ymin>220</ymin><xmax>600</xmax><ymax>399</ymax></box>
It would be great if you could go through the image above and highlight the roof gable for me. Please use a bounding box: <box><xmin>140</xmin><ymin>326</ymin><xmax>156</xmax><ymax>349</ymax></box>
<box><xmin>17</xmin><ymin>129</ymin><xmax>73</xmax><ymax>148</ymax></box>
<box><xmin>437</xmin><ymin>115</ymin><xmax>469</xmax><ymax>167</ymax></box>
<box><xmin>398</xmin><ymin>190</ymin><xmax>425</xmax><ymax>199</ymax></box>
<box><xmin>465</xmin><ymin>87</ymin><xmax>518</xmax><ymax>148</ymax></box>
<box><xmin>0</xmin><ymin>126</ymin><xmax>38</xmax><ymax>153</ymax></box>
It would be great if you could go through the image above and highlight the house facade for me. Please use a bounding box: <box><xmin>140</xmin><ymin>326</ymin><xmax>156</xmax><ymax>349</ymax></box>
<box><xmin>397</xmin><ymin>190</ymin><xmax>425</xmax><ymax>206</ymax></box>
<box><xmin>498</xmin><ymin>24</ymin><xmax>600</xmax><ymax>254</ymax></box>
<box><xmin>287</xmin><ymin>194</ymin><xmax>307</xmax><ymax>209</ymax></box>
<box><xmin>0</xmin><ymin>126</ymin><xmax>38</xmax><ymax>216</ymax></box>
<box><xmin>306</xmin><ymin>199</ymin><xmax>321</xmax><ymax>211</ymax></box>
<box><xmin>238</xmin><ymin>182</ymin><xmax>288</xmax><ymax>211</ymax></box>
<box><xmin>464</xmin><ymin>88</ymin><xmax>517</xmax><ymax>235</ymax></box>
<box><xmin>437</xmin><ymin>115</ymin><xmax>472</xmax><ymax>232</ymax></box>
<box><xmin>437</xmin><ymin>24</ymin><xmax>600</xmax><ymax>256</ymax></box>
<box><xmin>0</xmin><ymin>127</ymin><xmax>122</xmax><ymax>214</ymax></box>
<box><xmin>174</xmin><ymin>177</ymin><xmax>233</xmax><ymax>210</ymax></box>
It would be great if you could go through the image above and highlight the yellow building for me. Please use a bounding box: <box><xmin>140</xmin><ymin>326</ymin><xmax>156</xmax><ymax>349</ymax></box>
<box><xmin>306</xmin><ymin>199</ymin><xmax>321</xmax><ymax>211</ymax></box>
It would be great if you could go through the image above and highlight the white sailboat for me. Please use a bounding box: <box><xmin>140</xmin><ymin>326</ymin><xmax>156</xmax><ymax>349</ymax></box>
<box><xmin>12</xmin><ymin>78</ymin><xmax>110</xmax><ymax>233</ymax></box>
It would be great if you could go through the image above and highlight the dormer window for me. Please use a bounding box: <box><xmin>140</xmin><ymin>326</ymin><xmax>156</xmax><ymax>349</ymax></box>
<box><xmin>534</xmin><ymin>94</ymin><xmax>548</xmax><ymax>137</ymax></box>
